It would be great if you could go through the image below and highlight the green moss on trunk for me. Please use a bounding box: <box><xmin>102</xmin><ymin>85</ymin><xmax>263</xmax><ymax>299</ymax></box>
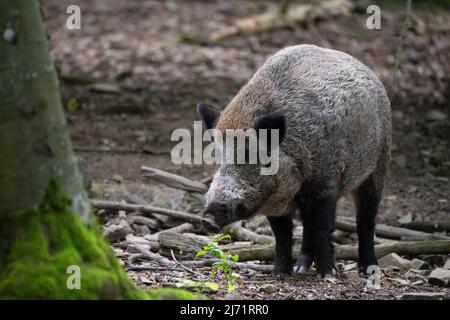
<box><xmin>0</xmin><ymin>181</ymin><xmax>196</xmax><ymax>300</ymax></box>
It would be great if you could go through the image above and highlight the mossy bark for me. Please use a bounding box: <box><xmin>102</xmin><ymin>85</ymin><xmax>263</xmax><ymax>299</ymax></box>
<box><xmin>0</xmin><ymin>181</ymin><xmax>149</xmax><ymax>299</ymax></box>
<box><xmin>0</xmin><ymin>1</ymin><xmax>196</xmax><ymax>300</ymax></box>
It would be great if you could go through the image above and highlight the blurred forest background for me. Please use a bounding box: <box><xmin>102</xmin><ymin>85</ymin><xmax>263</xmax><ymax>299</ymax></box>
<box><xmin>37</xmin><ymin>0</ymin><xmax>450</xmax><ymax>298</ymax></box>
<box><xmin>43</xmin><ymin>0</ymin><xmax>449</xmax><ymax>222</ymax></box>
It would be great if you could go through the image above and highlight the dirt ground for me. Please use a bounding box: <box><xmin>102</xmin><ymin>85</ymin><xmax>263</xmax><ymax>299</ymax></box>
<box><xmin>43</xmin><ymin>0</ymin><xmax>450</xmax><ymax>299</ymax></box>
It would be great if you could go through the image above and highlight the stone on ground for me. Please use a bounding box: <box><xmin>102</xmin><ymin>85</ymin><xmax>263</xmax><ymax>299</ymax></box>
<box><xmin>428</xmin><ymin>268</ymin><xmax>450</xmax><ymax>287</ymax></box>
<box><xmin>378</xmin><ymin>253</ymin><xmax>410</xmax><ymax>270</ymax></box>
<box><xmin>443</xmin><ymin>259</ymin><xmax>450</xmax><ymax>270</ymax></box>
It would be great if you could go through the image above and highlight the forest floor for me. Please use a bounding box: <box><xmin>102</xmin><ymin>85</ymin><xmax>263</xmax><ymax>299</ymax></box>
<box><xmin>44</xmin><ymin>0</ymin><xmax>449</xmax><ymax>299</ymax></box>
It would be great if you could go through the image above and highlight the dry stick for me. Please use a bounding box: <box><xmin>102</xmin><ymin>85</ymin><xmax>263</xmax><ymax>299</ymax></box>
<box><xmin>127</xmin><ymin>264</ymin><xmax>184</xmax><ymax>272</ymax></box>
<box><xmin>170</xmin><ymin>249</ymin><xmax>205</xmax><ymax>277</ymax></box>
<box><xmin>200</xmin><ymin>176</ymin><xmax>214</xmax><ymax>185</ymax></box>
<box><xmin>91</xmin><ymin>199</ymin><xmax>202</xmax><ymax>224</ymax></box>
<box><xmin>145</xmin><ymin>222</ymin><xmax>194</xmax><ymax>242</ymax></box>
<box><xmin>130</xmin><ymin>243</ymin><xmax>176</xmax><ymax>268</ymax></box>
<box><xmin>141</xmin><ymin>166</ymin><xmax>208</xmax><ymax>193</ymax></box>
<box><xmin>158</xmin><ymin>231</ymin><xmax>208</xmax><ymax>260</ymax></box>
<box><xmin>124</xmin><ymin>235</ymin><xmax>160</xmax><ymax>252</ymax></box>
<box><xmin>180</xmin><ymin>258</ymin><xmax>273</xmax><ymax>273</ymax></box>
<box><xmin>336</xmin><ymin>240</ymin><xmax>450</xmax><ymax>260</ymax></box>
<box><xmin>399</xmin><ymin>221</ymin><xmax>450</xmax><ymax>233</ymax></box>
<box><xmin>224</xmin><ymin>221</ymin><xmax>274</xmax><ymax>245</ymax></box>
<box><xmin>127</xmin><ymin>215</ymin><xmax>160</xmax><ymax>229</ymax></box>
<box><xmin>234</xmin><ymin>262</ymin><xmax>273</xmax><ymax>273</ymax></box>
<box><xmin>335</xmin><ymin>217</ymin><xmax>449</xmax><ymax>241</ymax></box>
<box><xmin>225</xmin><ymin>240</ymin><xmax>450</xmax><ymax>262</ymax></box>
<box><xmin>128</xmin><ymin>253</ymin><xmax>167</xmax><ymax>266</ymax></box>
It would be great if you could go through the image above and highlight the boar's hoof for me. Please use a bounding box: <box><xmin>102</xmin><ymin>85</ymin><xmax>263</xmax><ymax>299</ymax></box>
<box><xmin>294</xmin><ymin>265</ymin><xmax>310</xmax><ymax>274</ymax></box>
<box><xmin>294</xmin><ymin>254</ymin><xmax>313</xmax><ymax>274</ymax></box>
<box><xmin>201</xmin><ymin>217</ymin><xmax>221</xmax><ymax>233</ymax></box>
<box><xmin>271</xmin><ymin>265</ymin><xmax>292</xmax><ymax>276</ymax></box>
<box><xmin>317</xmin><ymin>273</ymin><xmax>336</xmax><ymax>282</ymax></box>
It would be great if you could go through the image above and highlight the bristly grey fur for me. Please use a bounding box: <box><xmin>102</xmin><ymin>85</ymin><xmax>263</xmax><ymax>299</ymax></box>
<box><xmin>204</xmin><ymin>44</ymin><xmax>391</xmax><ymax>218</ymax></box>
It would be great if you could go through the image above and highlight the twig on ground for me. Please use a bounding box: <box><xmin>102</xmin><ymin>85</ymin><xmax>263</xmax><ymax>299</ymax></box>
<box><xmin>200</xmin><ymin>176</ymin><xmax>214</xmax><ymax>185</ymax></box>
<box><xmin>91</xmin><ymin>199</ymin><xmax>202</xmax><ymax>224</ymax></box>
<box><xmin>130</xmin><ymin>243</ymin><xmax>175</xmax><ymax>268</ymax></box>
<box><xmin>141</xmin><ymin>166</ymin><xmax>208</xmax><ymax>193</ymax></box>
<box><xmin>399</xmin><ymin>221</ymin><xmax>450</xmax><ymax>233</ymax></box>
<box><xmin>145</xmin><ymin>222</ymin><xmax>194</xmax><ymax>242</ymax></box>
<box><xmin>335</xmin><ymin>217</ymin><xmax>449</xmax><ymax>241</ymax></box>
<box><xmin>170</xmin><ymin>249</ymin><xmax>205</xmax><ymax>277</ymax></box>
<box><xmin>224</xmin><ymin>221</ymin><xmax>274</xmax><ymax>245</ymax></box>
<box><xmin>127</xmin><ymin>264</ymin><xmax>185</xmax><ymax>273</ymax></box>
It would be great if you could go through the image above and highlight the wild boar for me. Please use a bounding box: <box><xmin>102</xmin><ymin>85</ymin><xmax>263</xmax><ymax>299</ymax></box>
<box><xmin>196</xmin><ymin>44</ymin><xmax>391</xmax><ymax>278</ymax></box>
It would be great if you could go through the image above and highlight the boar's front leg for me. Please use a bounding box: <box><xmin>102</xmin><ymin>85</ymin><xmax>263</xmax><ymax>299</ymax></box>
<box><xmin>267</xmin><ymin>216</ymin><xmax>293</xmax><ymax>275</ymax></box>
<box><xmin>311</xmin><ymin>196</ymin><xmax>336</xmax><ymax>278</ymax></box>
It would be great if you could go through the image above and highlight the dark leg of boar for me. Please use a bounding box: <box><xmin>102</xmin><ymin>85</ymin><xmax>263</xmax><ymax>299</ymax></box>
<box><xmin>311</xmin><ymin>196</ymin><xmax>336</xmax><ymax>278</ymax></box>
<box><xmin>296</xmin><ymin>198</ymin><xmax>314</xmax><ymax>273</ymax></box>
<box><xmin>268</xmin><ymin>216</ymin><xmax>293</xmax><ymax>275</ymax></box>
<box><xmin>355</xmin><ymin>171</ymin><xmax>384</xmax><ymax>273</ymax></box>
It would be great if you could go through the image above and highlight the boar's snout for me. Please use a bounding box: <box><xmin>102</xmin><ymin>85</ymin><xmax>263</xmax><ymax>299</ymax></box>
<box><xmin>201</xmin><ymin>217</ymin><xmax>221</xmax><ymax>233</ymax></box>
<box><xmin>201</xmin><ymin>202</ymin><xmax>230</xmax><ymax>233</ymax></box>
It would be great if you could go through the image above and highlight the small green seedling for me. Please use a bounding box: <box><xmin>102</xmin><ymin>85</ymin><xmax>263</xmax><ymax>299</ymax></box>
<box><xmin>66</xmin><ymin>98</ymin><xmax>79</xmax><ymax>111</ymax></box>
<box><xmin>196</xmin><ymin>234</ymin><xmax>240</xmax><ymax>292</ymax></box>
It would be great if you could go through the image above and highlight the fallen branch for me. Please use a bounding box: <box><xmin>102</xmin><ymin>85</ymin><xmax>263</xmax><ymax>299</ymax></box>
<box><xmin>144</xmin><ymin>222</ymin><xmax>194</xmax><ymax>242</ymax></box>
<box><xmin>141</xmin><ymin>166</ymin><xmax>208</xmax><ymax>193</ymax></box>
<box><xmin>147</xmin><ymin>232</ymin><xmax>450</xmax><ymax>267</ymax></box>
<box><xmin>224</xmin><ymin>221</ymin><xmax>274</xmax><ymax>245</ymax></box>
<box><xmin>209</xmin><ymin>0</ymin><xmax>352</xmax><ymax>42</ymax></box>
<box><xmin>179</xmin><ymin>258</ymin><xmax>273</xmax><ymax>273</ymax></box>
<box><xmin>399</xmin><ymin>221</ymin><xmax>450</xmax><ymax>233</ymax></box>
<box><xmin>91</xmin><ymin>199</ymin><xmax>202</xmax><ymax>224</ymax></box>
<box><xmin>335</xmin><ymin>240</ymin><xmax>450</xmax><ymax>260</ymax></box>
<box><xmin>335</xmin><ymin>217</ymin><xmax>449</xmax><ymax>241</ymax></box>
<box><xmin>127</xmin><ymin>214</ymin><xmax>160</xmax><ymax>230</ymax></box>
<box><xmin>125</xmin><ymin>234</ymin><xmax>160</xmax><ymax>252</ymax></box>
<box><xmin>200</xmin><ymin>176</ymin><xmax>214</xmax><ymax>185</ymax></box>
<box><xmin>127</xmin><ymin>265</ymin><xmax>183</xmax><ymax>272</ymax></box>
<box><xmin>234</xmin><ymin>262</ymin><xmax>273</xmax><ymax>273</ymax></box>
<box><xmin>222</xmin><ymin>240</ymin><xmax>450</xmax><ymax>262</ymax></box>
<box><xmin>158</xmin><ymin>231</ymin><xmax>208</xmax><ymax>260</ymax></box>
<box><xmin>129</xmin><ymin>243</ymin><xmax>175</xmax><ymax>268</ymax></box>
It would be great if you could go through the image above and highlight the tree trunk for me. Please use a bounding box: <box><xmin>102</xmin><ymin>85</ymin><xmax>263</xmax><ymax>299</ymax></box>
<box><xmin>0</xmin><ymin>1</ymin><xmax>89</xmax><ymax>220</ymax></box>
<box><xmin>0</xmin><ymin>1</ymin><xmax>193</xmax><ymax>300</ymax></box>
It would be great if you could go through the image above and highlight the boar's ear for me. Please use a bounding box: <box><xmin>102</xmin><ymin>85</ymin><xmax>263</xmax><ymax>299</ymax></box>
<box><xmin>253</xmin><ymin>111</ymin><xmax>286</xmax><ymax>145</ymax></box>
<box><xmin>197</xmin><ymin>103</ymin><xmax>220</xmax><ymax>129</ymax></box>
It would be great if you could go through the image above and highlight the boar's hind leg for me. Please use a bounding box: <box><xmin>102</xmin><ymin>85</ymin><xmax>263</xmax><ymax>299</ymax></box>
<box><xmin>268</xmin><ymin>216</ymin><xmax>293</xmax><ymax>275</ymax></box>
<box><xmin>311</xmin><ymin>196</ymin><xmax>336</xmax><ymax>278</ymax></box>
<box><xmin>355</xmin><ymin>172</ymin><xmax>383</xmax><ymax>274</ymax></box>
<box><xmin>295</xmin><ymin>198</ymin><xmax>314</xmax><ymax>274</ymax></box>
